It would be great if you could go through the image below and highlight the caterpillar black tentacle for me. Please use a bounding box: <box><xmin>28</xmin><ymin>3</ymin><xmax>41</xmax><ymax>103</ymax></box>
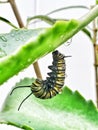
<box><xmin>10</xmin><ymin>50</ymin><xmax>69</xmax><ymax>110</ymax></box>
<box><xmin>10</xmin><ymin>86</ymin><xmax>31</xmax><ymax>95</ymax></box>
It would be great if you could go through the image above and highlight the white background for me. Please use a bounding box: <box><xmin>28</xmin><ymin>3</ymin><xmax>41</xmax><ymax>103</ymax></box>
<box><xmin>0</xmin><ymin>0</ymin><xmax>96</xmax><ymax>129</ymax></box>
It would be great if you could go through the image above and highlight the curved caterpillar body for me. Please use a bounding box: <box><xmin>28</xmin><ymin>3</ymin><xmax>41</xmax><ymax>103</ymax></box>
<box><xmin>10</xmin><ymin>50</ymin><xmax>67</xmax><ymax>110</ymax></box>
<box><xmin>31</xmin><ymin>50</ymin><xmax>66</xmax><ymax>99</ymax></box>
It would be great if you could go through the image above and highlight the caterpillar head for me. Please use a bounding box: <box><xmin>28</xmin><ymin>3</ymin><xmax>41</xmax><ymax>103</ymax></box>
<box><xmin>52</xmin><ymin>50</ymin><xmax>65</xmax><ymax>60</ymax></box>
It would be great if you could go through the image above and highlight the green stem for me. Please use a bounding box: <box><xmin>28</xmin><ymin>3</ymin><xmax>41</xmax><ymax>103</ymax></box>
<box><xmin>78</xmin><ymin>5</ymin><xmax>98</xmax><ymax>29</ymax></box>
<box><xmin>26</xmin><ymin>15</ymin><xmax>55</xmax><ymax>27</ymax></box>
<box><xmin>55</xmin><ymin>5</ymin><xmax>98</xmax><ymax>44</ymax></box>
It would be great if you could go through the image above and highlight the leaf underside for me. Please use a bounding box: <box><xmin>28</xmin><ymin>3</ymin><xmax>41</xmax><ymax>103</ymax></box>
<box><xmin>0</xmin><ymin>20</ymin><xmax>79</xmax><ymax>85</ymax></box>
<box><xmin>0</xmin><ymin>28</ymin><xmax>45</xmax><ymax>57</ymax></box>
<box><xmin>0</xmin><ymin>78</ymin><xmax>98</xmax><ymax>130</ymax></box>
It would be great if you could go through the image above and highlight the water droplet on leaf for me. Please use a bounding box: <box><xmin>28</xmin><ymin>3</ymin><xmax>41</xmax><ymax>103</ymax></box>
<box><xmin>15</xmin><ymin>38</ymin><xmax>20</xmax><ymax>41</ymax></box>
<box><xmin>20</xmin><ymin>36</ymin><xmax>25</xmax><ymax>41</ymax></box>
<box><xmin>0</xmin><ymin>35</ymin><xmax>7</xmax><ymax>42</ymax></box>
<box><xmin>11</xmin><ymin>33</ymin><xmax>15</xmax><ymax>37</ymax></box>
<box><xmin>27</xmin><ymin>58</ymin><xmax>32</xmax><ymax>63</ymax></box>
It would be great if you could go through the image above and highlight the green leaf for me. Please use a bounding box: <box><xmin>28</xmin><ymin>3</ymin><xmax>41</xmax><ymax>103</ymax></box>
<box><xmin>26</xmin><ymin>15</ymin><xmax>55</xmax><ymax>27</ymax></box>
<box><xmin>0</xmin><ymin>16</ymin><xmax>18</xmax><ymax>29</ymax></box>
<box><xmin>0</xmin><ymin>5</ymin><xmax>98</xmax><ymax>85</ymax></box>
<box><xmin>82</xmin><ymin>28</ymin><xmax>92</xmax><ymax>40</ymax></box>
<box><xmin>0</xmin><ymin>20</ymin><xmax>79</xmax><ymax>85</ymax></box>
<box><xmin>0</xmin><ymin>28</ymin><xmax>45</xmax><ymax>56</ymax></box>
<box><xmin>27</xmin><ymin>6</ymin><xmax>88</xmax><ymax>26</ymax></box>
<box><xmin>0</xmin><ymin>78</ymin><xmax>98</xmax><ymax>130</ymax></box>
<box><xmin>27</xmin><ymin>15</ymin><xmax>92</xmax><ymax>41</ymax></box>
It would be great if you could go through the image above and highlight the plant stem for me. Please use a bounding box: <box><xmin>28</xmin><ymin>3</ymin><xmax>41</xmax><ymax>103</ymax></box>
<box><xmin>26</xmin><ymin>15</ymin><xmax>55</xmax><ymax>27</ymax></box>
<box><xmin>8</xmin><ymin>0</ymin><xmax>24</xmax><ymax>27</ymax></box>
<box><xmin>8</xmin><ymin>0</ymin><xmax>42</xmax><ymax>79</ymax></box>
<box><xmin>33</xmin><ymin>63</ymin><xmax>42</xmax><ymax>79</ymax></box>
<box><xmin>78</xmin><ymin>6</ymin><xmax>98</xmax><ymax>106</ymax></box>
<box><xmin>93</xmin><ymin>19</ymin><xmax>98</xmax><ymax>107</ymax></box>
<box><xmin>78</xmin><ymin>5</ymin><xmax>98</xmax><ymax>30</ymax></box>
<box><xmin>90</xmin><ymin>5</ymin><xmax>98</xmax><ymax>107</ymax></box>
<box><xmin>93</xmin><ymin>17</ymin><xmax>98</xmax><ymax>107</ymax></box>
<box><xmin>33</xmin><ymin>62</ymin><xmax>42</xmax><ymax>79</ymax></box>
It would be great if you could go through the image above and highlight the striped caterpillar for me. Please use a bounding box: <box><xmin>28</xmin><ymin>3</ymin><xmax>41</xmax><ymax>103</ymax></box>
<box><xmin>11</xmin><ymin>50</ymin><xmax>69</xmax><ymax>110</ymax></box>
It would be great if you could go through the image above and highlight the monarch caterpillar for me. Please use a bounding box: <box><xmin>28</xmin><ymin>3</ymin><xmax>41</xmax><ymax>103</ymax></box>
<box><xmin>10</xmin><ymin>50</ymin><xmax>70</xmax><ymax>110</ymax></box>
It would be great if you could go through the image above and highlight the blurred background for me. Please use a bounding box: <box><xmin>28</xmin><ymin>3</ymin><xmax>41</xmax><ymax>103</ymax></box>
<box><xmin>0</xmin><ymin>0</ymin><xmax>96</xmax><ymax>129</ymax></box>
